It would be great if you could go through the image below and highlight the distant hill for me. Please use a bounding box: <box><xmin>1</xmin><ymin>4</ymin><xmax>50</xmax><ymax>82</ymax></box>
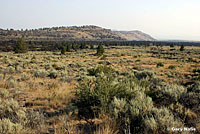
<box><xmin>0</xmin><ymin>25</ymin><xmax>155</xmax><ymax>41</ymax></box>
<box><xmin>113</xmin><ymin>30</ymin><xmax>156</xmax><ymax>41</ymax></box>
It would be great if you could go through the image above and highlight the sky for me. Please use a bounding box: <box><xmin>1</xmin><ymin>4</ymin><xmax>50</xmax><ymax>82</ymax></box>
<box><xmin>0</xmin><ymin>0</ymin><xmax>200</xmax><ymax>41</ymax></box>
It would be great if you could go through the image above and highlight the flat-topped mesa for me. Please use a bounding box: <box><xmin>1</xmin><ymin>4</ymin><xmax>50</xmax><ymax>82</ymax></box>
<box><xmin>0</xmin><ymin>25</ymin><xmax>155</xmax><ymax>41</ymax></box>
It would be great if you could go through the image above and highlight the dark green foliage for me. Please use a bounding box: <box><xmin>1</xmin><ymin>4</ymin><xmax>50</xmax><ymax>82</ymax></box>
<box><xmin>72</xmin><ymin>43</ymin><xmax>79</xmax><ymax>50</ymax></box>
<box><xmin>90</xmin><ymin>44</ymin><xmax>94</xmax><ymax>49</ymax></box>
<box><xmin>87</xmin><ymin>65</ymin><xmax>114</xmax><ymax>77</ymax></box>
<box><xmin>14</xmin><ymin>38</ymin><xmax>28</xmax><ymax>53</ymax></box>
<box><xmin>52</xmin><ymin>63</ymin><xmax>63</xmax><ymax>70</ymax></box>
<box><xmin>180</xmin><ymin>45</ymin><xmax>184</xmax><ymax>51</ymax></box>
<box><xmin>57</xmin><ymin>42</ymin><xmax>63</xmax><ymax>50</ymax></box>
<box><xmin>60</xmin><ymin>46</ymin><xmax>66</xmax><ymax>54</ymax></box>
<box><xmin>168</xmin><ymin>65</ymin><xmax>176</xmax><ymax>70</ymax></box>
<box><xmin>180</xmin><ymin>82</ymin><xmax>200</xmax><ymax>111</ymax></box>
<box><xmin>170</xmin><ymin>43</ymin><xmax>175</xmax><ymax>48</ymax></box>
<box><xmin>193</xmin><ymin>68</ymin><xmax>200</xmax><ymax>73</ymax></box>
<box><xmin>48</xmin><ymin>71</ymin><xmax>57</xmax><ymax>79</ymax></box>
<box><xmin>80</xmin><ymin>43</ymin><xmax>87</xmax><ymax>49</ymax></box>
<box><xmin>96</xmin><ymin>44</ymin><xmax>104</xmax><ymax>56</ymax></box>
<box><xmin>29</xmin><ymin>41</ymin><xmax>35</xmax><ymax>46</ymax></box>
<box><xmin>188</xmin><ymin>58</ymin><xmax>198</xmax><ymax>63</ymax></box>
<box><xmin>74</xmin><ymin>66</ymin><xmax>136</xmax><ymax>118</ymax></box>
<box><xmin>135</xmin><ymin>59</ymin><xmax>141</xmax><ymax>62</ymax></box>
<box><xmin>134</xmin><ymin>70</ymin><xmax>155</xmax><ymax>80</ymax></box>
<box><xmin>74</xmin><ymin>76</ymin><xmax>136</xmax><ymax>119</ymax></box>
<box><xmin>156</xmin><ymin>62</ymin><xmax>164</xmax><ymax>68</ymax></box>
<box><xmin>66</xmin><ymin>44</ymin><xmax>72</xmax><ymax>52</ymax></box>
<box><xmin>148</xmin><ymin>84</ymin><xmax>187</xmax><ymax>106</ymax></box>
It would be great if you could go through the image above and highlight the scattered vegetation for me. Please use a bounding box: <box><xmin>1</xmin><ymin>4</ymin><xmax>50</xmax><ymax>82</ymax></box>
<box><xmin>0</xmin><ymin>44</ymin><xmax>199</xmax><ymax>133</ymax></box>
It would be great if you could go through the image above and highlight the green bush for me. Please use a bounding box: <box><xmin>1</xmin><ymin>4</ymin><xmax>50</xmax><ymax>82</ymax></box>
<box><xmin>0</xmin><ymin>89</ymin><xmax>9</xmax><ymax>98</ymax></box>
<box><xmin>109</xmin><ymin>90</ymin><xmax>154</xmax><ymax>134</ymax></box>
<box><xmin>180</xmin><ymin>92</ymin><xmax>200</xmax><ymax>111</ymax></box>
<box><xmin>5</xmin><ymin>77</ymin><xmax>16</xmax><ymax>89</ymax></box>
<box><xmin>90</xmin><ymin>44</ymin><xmax>94</xmax><ymax>49</ymax></box>
<box><xmin>144</xmin><ymin>107</ymin><xmax>184</xmax><ymax>134</ymax></box>
<box><xmin>109</xmin><ymin>97</ymin><xmax>130</xmax><ymax>134</ymax></box>
<box><xmin>20</xmin><ymin>73</ymin><xmax>29</xmax><ymax>81</ymax></box>
<box><xmin>168</xmin><ymin>65</ymin><xmax>176</xmax><ymax>70</ymax></box>
<box><xmin>60</xmin><ymin>46</ymin><xmax>66</xmax><ymax>55</ymax></box>
<box><xmin>96</xmin><ymin>44</ymin><xmax>104</xmax><ymax>56</ymax></box>
<box><xmin>52</xmin><ymin>63</ymin><xmax>65</xmax><ymax>70</ymax></box>
<box><xmin>0</xmin><ymin>98</ymin><xmax>26</xmax><ymax>123</ymax></box>
<box><xmin>156</xmin><ymin>62</ymin><xmax>164</xmax><ymax>68</ymax></box>
<box><xmin>14</xmin><ymin>38</ymin><xmax>28</xmax><ymax>53</ymax></box>
<box><xmin>180</xmin><ymin>45</ymin><xmax>184</xmax><ymax>51</ymax></box>
<box><xmin>0</xmin><ymin>90</ymin><xmax>44</xmax><ymax>133</ymax></box>
<box><xmin>148</xmin><ymin>84</ymin><xmax>187</xmax><ymax>105</ymax></box>
<box><xmin>134</xmin><ymin>70</ymin><xmax>155</xmax><ymax>80</ymax></box>
<box><xmin>6</xmin><ymin>66</ymin><xmax>15</xmax><ymax>74</ymax></box>
<box><xmin>25</xmin><ymin>110</ymin><xmax>44</xmax><ymax>129</ymax></box>
<box><xmin>0</xmin><ymin>118</ymin><xmax>23</xmax><ymax>134</ymax></box>
<box><xmin>15</xmin><ymin>65</ymin><xmax>23</xmax><ymax>73</ymax></box>
<box><xmin>88</xmin><ymin>65</ymin><xmax>114</xmax><ymax>77</ymax></box>
<box><xmin>60</xmin><ymin>76</ymin><xmax>72</xmax><ymax>83</ymax></box>
<box><xmin>34</xmin><ymin>70</ymin><xmax>48</xmax><ymax>78</ymax></box>
<box><xmin>190</xmin><ymin>82</ymin><xmax>200</xmax><ymax>93</ymax></box>
<box><xmin>129</xmin><ymin>92</ymin><xmax>153</xmax><ymax>117</ymax></box>
<box><xmin>48</xmin><ymin>70</ymin><xmax>58</xmax><ymax>79</ymax></box>
<box><xmin>135</xmin><ymin>59</ymin><xmax>141</xmax><ymax>62</ymax></box>
<box><xmin>193</xmin><ymin>68</ymin><xmax>200</xmax><ymax>73</ymax></box>
<box><xmin>74</xmin><ymin>72</ymin><xmax>136</xmax><ymax>119</ymax></box>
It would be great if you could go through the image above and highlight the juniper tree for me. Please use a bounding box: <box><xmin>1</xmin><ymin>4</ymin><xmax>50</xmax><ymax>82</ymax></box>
<box><xmin>66</xmin><ymin>44</ymin><xmax>72</xmax><ymax>52</ymax></box>
<box><xmin>96</xmin><ymin>44</ymin><xmax>104</xmax><ymax>56</ymax></box>
<box><xmin>14</xmin><ymin>38</ymin><xmax>28</xmax><ymax>53</ymax></box>
<box><xmin>180</xmin><ymin>45</ymin><xmax>184</xmax><ymax>51</ymax></box>
<box><xmin>80</xmin><ymin>42</ymin><xmax>87</xmax><ymax>49</ymax></box>
<box><xmin>90</xmin><ymin>44</ymin><xmax>94</xmax><ymax>49</ymax></box>
<box><xmin>61</xmin><ymin>45</ymin><xmax>66</xmax><ymax>54</ymax></box>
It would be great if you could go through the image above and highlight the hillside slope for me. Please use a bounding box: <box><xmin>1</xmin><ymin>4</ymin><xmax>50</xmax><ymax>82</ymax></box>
<box><xmin>0</xmin><ymin>25</ymin><xmax>155</xmax><ymax>41</ymax></box>
<box><xmin>114</xmin><ymin>30</ymin><xmax>155</xmax><ymax>41</ymax></box>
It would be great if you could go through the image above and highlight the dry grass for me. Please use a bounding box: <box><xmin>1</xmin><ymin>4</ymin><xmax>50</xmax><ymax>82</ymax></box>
<box><xmin>0</xmin><ymin>45</ymin><xmax>200</xmax><ymax>133</ymax></box>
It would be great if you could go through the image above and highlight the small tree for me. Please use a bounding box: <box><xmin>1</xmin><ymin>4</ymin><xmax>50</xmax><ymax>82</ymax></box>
<box><xmin>61</xmin><ymin>46</ymin><xmax>66</xmax><ymax>54</ymax></box>
<box><xmin>72</xmin><ymin>43</ymin><xmax>79</xmax><ymax>51</ymax></box>
<box><xmin>96</xmin><ymin>44</ymin><xmax>104</xmax><ymax>56</ymax></box>
<box><xmin>14</xmin><ymin>38</ymin><xmax>28</xmax><ymax>53</ymax></box>
<box><xmin>180</xmin><ymin>45</ymin><xmax>184</xmax><ymax>51</ymax></box>
<box><xmin>170</xmin><ymin>43</ymin><xmax>175</xmax><ymax>48</ymax></box>
<box><xmin>80</xmin><ymin>43</ymin><xmax>87</xmax><ymax>49</ymax></box>
<box><xmin>66</xmin><ymin>44</ymin><xmax>72</xmax><ymax>52</ymax></box>
<box><xmin>29</xmin><ymin>41</ymin><xmax>35</xmax><ymax>46</ymax></box>
<box><xmin>90</xmin><ymin>44</ymin><xmax>94</xmax><ymax>49</ymax></box>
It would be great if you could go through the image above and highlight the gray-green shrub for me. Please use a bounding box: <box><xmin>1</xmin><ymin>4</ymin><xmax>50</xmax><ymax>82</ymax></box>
<box><xmin>34</xmin><ymin>70</ymin><xmax>48</xmax><ymax>78</ymax></box>
<box><xmin>0</xmin><ymin>89</ymin><xmax>44</xmax><ymax>133</ymax></box>
<box><xmin>144</xmin><ymin>107</ymin><xmax>184</xmax><ymax>134</ymax></box>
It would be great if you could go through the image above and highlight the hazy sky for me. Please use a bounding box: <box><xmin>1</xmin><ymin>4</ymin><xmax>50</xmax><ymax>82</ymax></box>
<box><xmin>1</xmin><ymin>0</ymin><xmax>200</xmax><ymax>40</ymax></box>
